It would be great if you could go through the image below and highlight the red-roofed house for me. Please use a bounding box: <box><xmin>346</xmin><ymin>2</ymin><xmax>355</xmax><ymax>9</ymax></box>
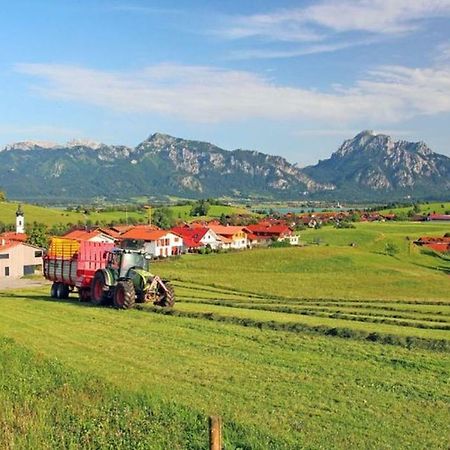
<box><xmin>0</xmin><ymin>240</ymin><xmax>43</xmax><ymax>278</ymax></box>
<box><xmin>208</xmin><ymin>225</ymin><xmax>248</xmax><ymax>249</ymax></box>
<box><xmin>62</xmin><ymin>229</ymin><xmax>116</xmax><ymax>244</ymax></box>
<box><xmin>245</xmin><ymin>224</ymin><xmax>299</xmax><ymax>245</ymax></box>
<box><xmin>171</xmin><ymin>226</ymin><xmax>221</xmax><ymax>251</ymax></box>
<box><xmin>414</xmin><ymin>236</ymin><xmax>450</xmax><ymax>253</ymax></box>
<box><xmin>427</xmin><ymin>214</ymin><xmax>450</xmax><ymax>221</ymax></box>
<box><xmin>120</xmin><ymin>228</ymin><xmax>183</xmax><ymax>257</ymax></box>
<box><xmin>0</xmin><ymin>231</ymin><xmax>28</xmax><ymax>242</ymax></box>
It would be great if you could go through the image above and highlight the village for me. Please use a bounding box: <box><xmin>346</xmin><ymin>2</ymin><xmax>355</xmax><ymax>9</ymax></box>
<box><xmin>1</xmin><ymin>203</ymin><xmax>449</xmax><ymax>280</ymax></box>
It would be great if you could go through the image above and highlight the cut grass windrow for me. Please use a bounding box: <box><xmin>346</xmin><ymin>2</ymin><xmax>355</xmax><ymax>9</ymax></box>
<box><xmin>176</xmin><ymin>296</ymin><xmax>450</xmax><ymax>328</ymax></box>
<box><xmin>138</xmin><ymin>305</ymin><xmax>450</xmax><ymax>352</ymax></box>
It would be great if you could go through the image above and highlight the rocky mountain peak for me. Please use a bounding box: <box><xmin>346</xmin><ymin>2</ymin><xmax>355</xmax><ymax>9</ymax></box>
<box><xmin>2</xmin><ymin>140</ymin><xmax>60</xmax><ymax>151</ymax></box>
<box><xmin>66</xmin><ymin>139</ymin><xmax>104</xmax><ymax>150</ymax></box>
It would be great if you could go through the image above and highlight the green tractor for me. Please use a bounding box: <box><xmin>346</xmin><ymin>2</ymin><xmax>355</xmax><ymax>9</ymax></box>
<box><xmin>90</xmin><ymin>249</ymin><xmax>175</xmax><ymax>309</ymax></box>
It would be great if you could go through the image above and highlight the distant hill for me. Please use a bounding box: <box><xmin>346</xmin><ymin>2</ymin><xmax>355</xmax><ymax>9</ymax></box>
<box><xmin>0</xmin><ymin>134</ymin><xmax>329</xmax><ymax>202</ymax></box>
<box><xmin>304</xmin><ymin>131</ymin><xmax>450</xmax><ymax>201</ymax></box>
<box><xmin>0</xmin><ymin>131</ymin><xmax>448</xmax><ymax>202</ymax></box>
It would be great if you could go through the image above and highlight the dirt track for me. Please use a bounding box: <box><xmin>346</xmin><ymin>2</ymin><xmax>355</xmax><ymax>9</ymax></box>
<box><xmin>0</xmin><ymin>277</ymin><xmax>51</xmax><ymax>291</ymax></box>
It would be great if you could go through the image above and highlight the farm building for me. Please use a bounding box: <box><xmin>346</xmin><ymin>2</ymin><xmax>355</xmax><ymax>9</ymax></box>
<box><xmin>171</xmin><ymin>226</ymin><xmax>222</xmax><ymax>252</ymax></box>
<box><xmin>119</xmin><ymin>228</ymin><xmax>183</xmax><ymax>257</ymax></box>
<box><xmin>414</xmin><ymin>236</ymin><xmax>450</xmax><ymax>253</ymax></box>
<box><xmin>62</xmin><ymin>229</ymin><xmax>116</xmax><ymax>244</ymax></box>
<box><xmin>245</xmin><ymin>224</ymin><xmax>299</xmax><ymax>246</ymax></box>
<box><xmin>427</xmin><ymin>214</ymin><xmax>450</xmax><ymax>221</ymax></box>
<box><xmin>0</xmin><ymin>240</ymin><xmax>43</xmax><ymax>278</ymax></box>
<box><xmin>208</xmin><ymin>225</ymin><xmax>248</xmax><ymax>249</ymax></box>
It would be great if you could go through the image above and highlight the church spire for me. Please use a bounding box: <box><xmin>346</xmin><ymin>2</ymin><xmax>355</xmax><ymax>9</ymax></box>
<box><xmin>16</xmin><ymin>204</ymin><xmax>25</xmax><ymax>234</ymax></box>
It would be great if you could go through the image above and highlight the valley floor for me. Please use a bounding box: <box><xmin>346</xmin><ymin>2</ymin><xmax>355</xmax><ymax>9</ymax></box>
<box><xmin>1</xmin><ymin>221</ymin><xmax>449</xmax><ymax>448</ymax></box>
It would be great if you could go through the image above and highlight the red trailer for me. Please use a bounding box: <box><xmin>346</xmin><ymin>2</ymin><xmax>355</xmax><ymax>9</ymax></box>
<box><xmin>43</xmin><ymin>238</ymin><xmax>115</xmax><ymax>301</ymax></box>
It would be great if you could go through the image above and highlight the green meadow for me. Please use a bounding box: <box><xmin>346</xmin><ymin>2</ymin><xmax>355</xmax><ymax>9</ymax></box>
<box><xmin>0</xmin><ymin>201</ymin><xmax>247</xmax><ymax>227</ymax></box>
<box><xmin>1</xmin><ymin>221</ymin><xmax>449</xmax><ymax>448</ymax></box>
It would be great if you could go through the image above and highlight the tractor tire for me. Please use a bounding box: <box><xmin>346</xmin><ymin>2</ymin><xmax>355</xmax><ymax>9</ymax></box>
<box><xmin>50</xmin><ymin>282</ymin><xmax>58</xmax><ymax>299</ymax></box>
<box><xmin>113</xmin><ymin>280</ymin><xmax>136</xmax><ymax>309</ymax></box>
<box><xmin>78</xmin><ymin>288</ymin><xmax>91</xmax><ymax>302</ymax></box>
<box><xmin>56</xmin><ymin>283</ymin><xmax>70</xmax><ymax>300</ymax></box>
<box><xmin>156</xmin><ymin>281</ymin><xmax>175</xmax><ymax>307</ymax></box>
<box><xmin>91</xmin><ymin>271</ymin><xmax>109</xmax><ymax>306</ymax></box>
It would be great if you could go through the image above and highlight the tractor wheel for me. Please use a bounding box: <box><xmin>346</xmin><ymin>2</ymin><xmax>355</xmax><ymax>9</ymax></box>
<box><xmin>155</xmin><ymin>281</ymin><xmax>175</xmax><ymax>307</ymax></box>
<box><xmin>56</xmin><ymin>283</ymin><xmax>70</xmax><ymax>299</ymax></box>
<box><xmin>91</xmin><ymin>271</ymin><xmax>109</xmax><ymax>306</ymax></box>
<box><xmin>113</xmin><ymin>280</ymin><xmax>136</xmax><ymax>309</ymax></box>
<box><xmin>50</xmin><ymin>282</ymin><xmax>58</xmax><ymax>299</ymax></box>
<box><xmin>78</xmin><ymin>288</ymin><xmax>91</xmax><ymax>302</ymax></box>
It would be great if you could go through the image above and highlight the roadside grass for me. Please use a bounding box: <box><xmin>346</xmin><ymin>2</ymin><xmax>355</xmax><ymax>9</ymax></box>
<box><xmin>1</xmin><ymin>291</ymin><xmax>449</xmax><ymax>449</ymax></box>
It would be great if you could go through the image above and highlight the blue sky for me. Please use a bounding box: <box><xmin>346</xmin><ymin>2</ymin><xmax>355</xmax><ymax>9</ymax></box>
<box><xmin>1</xmin><ymin>0</ymin><xmax>450</xmax><ymax>165</ymax></box>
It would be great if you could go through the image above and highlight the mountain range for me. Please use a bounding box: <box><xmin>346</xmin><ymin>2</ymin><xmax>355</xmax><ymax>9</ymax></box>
<box><xmin>0</xmin><ymin>131</ymin><xmax>448</xmax><ymax>202</ymax></box>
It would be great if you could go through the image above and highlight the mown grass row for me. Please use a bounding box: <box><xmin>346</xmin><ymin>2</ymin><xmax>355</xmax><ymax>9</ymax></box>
<box><xmin>176</xmin><ymin>296</ymin><xmax>450</xmax><ymax>328</ymax></box>
<box><xmin>140</xmin><ymin>305</ymin><xmax>450</xmax><ymax>352</ymax></box>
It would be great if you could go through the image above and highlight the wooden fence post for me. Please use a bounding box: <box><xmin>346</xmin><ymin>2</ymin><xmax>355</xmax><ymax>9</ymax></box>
<box><xmin>209</xmin><ymin>415</ymin><xmax>222</xmax><ymax>450</ymax></box>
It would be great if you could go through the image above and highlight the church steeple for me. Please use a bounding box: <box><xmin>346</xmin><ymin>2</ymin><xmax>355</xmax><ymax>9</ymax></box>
<box><xmin>16</xmin><ymin>204</ymin><xmax>24</xmax><ymax>234</ymax></box>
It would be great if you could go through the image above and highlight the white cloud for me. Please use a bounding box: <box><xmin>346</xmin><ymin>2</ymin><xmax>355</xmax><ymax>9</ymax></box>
<box><xmin>434</xmin><ymin>41</ymin><xmax>450</xmax><ymax>64</ymax></box>
<box><xmin>15</xmin><ymin>62</ymin><xmax>450</xmax><ymax>125</ymax></box>
<box><xmin>217</xmin><ymin>0</ymin><xmax>450</xmax><ymax>58</ymax></box>
<box><xmin>224</xmin><ymin>0</ymin><xmax>450</xmax><ymax>40</ymax></box>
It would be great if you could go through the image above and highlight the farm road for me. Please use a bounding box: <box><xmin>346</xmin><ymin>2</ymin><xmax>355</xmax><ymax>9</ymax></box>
<box><xmin>0</xmin><ymin>277</ymin><xmax>50</xmax><ymax>290</ymax></box>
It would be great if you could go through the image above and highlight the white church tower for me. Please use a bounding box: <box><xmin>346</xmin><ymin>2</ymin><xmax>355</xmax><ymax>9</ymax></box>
<box><xmin>16</xmin><ymin>204</ymin><xmax>25</xmax><ymax>234</ymax></box>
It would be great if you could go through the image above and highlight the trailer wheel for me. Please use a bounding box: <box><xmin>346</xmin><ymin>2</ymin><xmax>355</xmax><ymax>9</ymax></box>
<box><xmin>91</xmin><ymin>270</ymin><xmax>109</xmax><ymax>306</ymax></box>
<box><xmin>78</xmin><ymin>288</ymin><xmax>91</xmax><ymax>302</ymax></box>
<box><xmin>56</xmin><ymin>283</ymin><xmax>70</xmax><ymax>299</ymax></box>
<box><xmin>113</xmin><ymin>280</ymin><xmax>136</xmax><ymax>309</ymax></box>
<box><xmin>50</xmin><ymin>282</ymin><xmax>58</xmax><ymax>299</ymax></box>
<box><xmin>155</xmin><ymin>281</ymin><xmax>175</xmax><ymax>307</ymax></box>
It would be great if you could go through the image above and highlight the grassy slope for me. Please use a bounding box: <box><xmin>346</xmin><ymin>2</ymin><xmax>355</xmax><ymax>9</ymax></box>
<box><xmin>0</xmin><ymin>291</ymin><xmax>449</xmax><ymax>449</ymax></box>
<box><xmin>0</xmin><ymin>201</ymin><xmax>248</xmax><ymax>227</ymax></box>
<box><xmin>156</xmin><ymin>222</ymin><xmax>450</xmax><ymax>301</ymax></box>
<box><xmin>1</xmin><ymin>221</ymin><xmax>449</xmax><ymax>448</ymax></box>
<box><xmin>378</xmin><ymin>201</ymin><xmax>450</xmax><ymax>215</ymax></box>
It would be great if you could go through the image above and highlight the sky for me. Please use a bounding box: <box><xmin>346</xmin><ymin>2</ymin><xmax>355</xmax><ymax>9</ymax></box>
<box><xmin>1</xmin><ymin>0</ymin><xmax>450</xmax><ymax>166</ymax></box>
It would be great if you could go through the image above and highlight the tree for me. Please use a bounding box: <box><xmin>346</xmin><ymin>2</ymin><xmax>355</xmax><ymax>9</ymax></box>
<box><xmin>190</xmin><ymin>199</ymin><xmax>210</xmax><ymax>217</ymax></box>
<box><xmin>219</xmin><ymin>213</ymin><xmax>228</xmax><ymax>226</ymax></box>
<box><xmin>27</xmin><ymin>223</ymin><xmax>48</xmax><ymax>248</ymax></box>
<box><xmin>0</xmin><ymin>190</ymin><xmax>6</xmax><ymax>202</ymax></box>
<box><xmin>153</xmin><ymin>207</ymin><xmax>175</xmax><ymax>229</ymax></box>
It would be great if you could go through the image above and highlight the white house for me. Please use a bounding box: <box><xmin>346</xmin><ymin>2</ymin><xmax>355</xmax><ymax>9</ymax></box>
<box><xmin>120</xmin><ymin>228</ymin><xmax>183</xmax><ymax>258</ymax></box>
<box><xmin>0</xmin><ymin>240</ymin><xmax>43</xmax><ymax>278</ymax></box>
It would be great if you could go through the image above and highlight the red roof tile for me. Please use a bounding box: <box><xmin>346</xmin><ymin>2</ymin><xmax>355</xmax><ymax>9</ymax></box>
<box><xmin>0</xmin><ymin>232</ymin><xmax>27</xmax><ymax>242</ymax></box>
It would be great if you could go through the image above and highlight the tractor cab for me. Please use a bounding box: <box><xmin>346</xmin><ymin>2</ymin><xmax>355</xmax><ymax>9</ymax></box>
<box><xmin>106</xmin><ymin>249</ymin><xmax>151</xmax><ymax>279</ymax></box>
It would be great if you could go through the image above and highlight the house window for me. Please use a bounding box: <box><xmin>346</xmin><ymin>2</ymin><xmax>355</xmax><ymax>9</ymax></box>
<box><xmin>34</xmin><ymin>251</ymin><xmax>42</xmax><ymax>257</ymax></box>
<box><xmin>0</xmin><ymin>253</ymin><xmax>9</xmax><ymax>259</ymax></box>
<box><xmin>23</xmin><ymin>265</ymin><xmax>35</xmax><ymax>276</ymax></box>
<box><xmin>4</xmin><ymin>267</ymin><xmax>9</xmax><ymax>276</ymax></box>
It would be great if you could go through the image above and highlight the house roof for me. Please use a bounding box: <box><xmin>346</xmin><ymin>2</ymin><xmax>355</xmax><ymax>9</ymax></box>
<box><xmin>208</xmin><ymin>225</ymin><xmax>246</xmax><ymax>236</ymax></box>
<box><xmin>245</xmin><ymin>224</ymin><xmax>292</xmax><ymax>235</ymax></box>
<box><xmin>171</xmin><ymin>226</ymin><xmax>209</xmax><ymax>242</ymax></box>
<box><xmin>0</xmin><ymin>240</ymin><xmax>41</xmax><ymax>252</ymax></box>
<box><xmin>0</xmin><ymin>232</ymin><xmax>27</xmax><ymax>242</ymax></box>
<box><xmin>428</xmin><ymin>214</ymin><xmax>450</xmax><ymax>221</ymax></box>
<box><xmin>63</xmin><ymin>229</ymin><xmax>110</xmax><ymax>241</ymax></box>
<box><xmin>0</xmin><ymin>240</ymin><xmax>21</xmax><ymax>252</ymax></box>
<box><xmin>120</xmin><ymin>228</ymin><xmax>180</xmax><ymax>241</ymax></box>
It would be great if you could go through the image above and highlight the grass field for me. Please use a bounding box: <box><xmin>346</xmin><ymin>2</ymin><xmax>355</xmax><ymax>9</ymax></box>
<box><xmin>1</xmin><ymin>221</ymin><xmax>449</xmax><ymax>448</ymax></box>
<box><xmin>0</xmin><ymin>201</ymin><xmax>248</xmax><ymax>228</ymax></box>
<box><xmin>378</xmin><ymin>201</ymin><xmax>450</xmax><ymax>215</ymax></box>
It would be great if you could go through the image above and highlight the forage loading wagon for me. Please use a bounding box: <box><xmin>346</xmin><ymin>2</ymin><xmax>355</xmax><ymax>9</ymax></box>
<box><xmin>43</xmin><ymin>238</ymin><xmax>175</xmax><ymax>309</ymax></box>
